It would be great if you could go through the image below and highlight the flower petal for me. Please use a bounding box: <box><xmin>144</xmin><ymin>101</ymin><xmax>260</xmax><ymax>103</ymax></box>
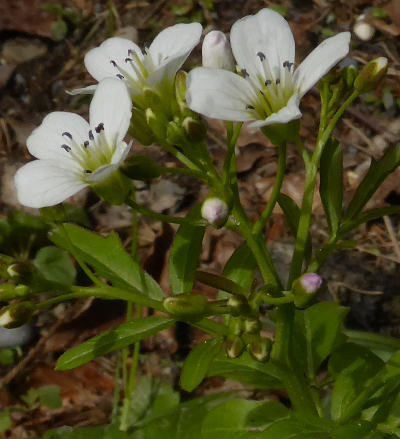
<box><xmin>148</xmin><ymin>23</ymin><xmax>202</xmax><ymax>86</ymax></box>
<box><xmin>86</xmin><ymin>164</ymin><xmax>118</xmax><ymax>183</ymax></box>
<box><xmin>230</xmin><ymin>8</ymin><xmax>295</xmax><ymax>81</ymax></box>
<box><xmin>294</xmin><ymin>32</ymin><xmax>351</xmax><ymax>98</ymax></box>
<box><xmin>89</xmin><ymin>78</ymin><xmax>132</xmax><ymax>146</ymax></box>
<box><xmin>250</xmin><ymin>93</ymin><xmax>301</xmax><ymax>128</ymax></box>
<box><xmin>66</xmin><ymin>85</ymin><xmax>97</xmax><ymax>95</ymax></box>
<box><xmin>186</xmin><ymin>67</ymin><xmax>255</xmax><ymax>122</ymax></box>
<box><xmin>111</xmin><ymin>140</ymin><xmax>131</xmax><ymax>165</ymax></box>
<box><xmin>27</xmin><ymin>112</ymin><xmax>89</xmax><ymax>162</ymax></box>
<box><xmin>15</xmin><ymin>160</ymin><xmax>86</xmax><ymax>208</ymax></box>
<box><xmin>84</xmin><ymin>37</ymin><xmax>143</xmax><ymax>82</ymax></box>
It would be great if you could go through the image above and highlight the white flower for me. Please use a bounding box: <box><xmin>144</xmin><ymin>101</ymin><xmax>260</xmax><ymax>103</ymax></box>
<box><xmin>15</xmin><ymin>78</ymin><xmax>132</xmax><ymax>208</ymax></box>
<box><xmin>82</xmin><ymin>23</ymin><xmax>202</xmax><ymax>97</ymax></box>
<box><xmin>186</xmin><ymin>8</ymin><xmax>351</xmax><ymax>128</ymax></box>
<box><xmin>202</xmin><ymin>30</ymin><xmax>235</xmax><ymax>71</ymax></box>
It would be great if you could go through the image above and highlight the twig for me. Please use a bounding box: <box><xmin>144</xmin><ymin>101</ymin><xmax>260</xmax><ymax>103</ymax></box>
<box><xmin>383</xmin><ymin>215</ymin><xmax>400</xmax><ymax>261</ymax></box>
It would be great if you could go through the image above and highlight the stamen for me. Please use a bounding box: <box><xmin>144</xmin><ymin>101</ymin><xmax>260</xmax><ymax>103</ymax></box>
<box><xmin>265</xmin><ymin>79</ymin><xmax>272</xmax><ymax>86</ymax></box>
<box><xmin>141</xmin><ymin>47</ymin><xmax>148</xmax><ymax>55</ymax></box>
<box><xmin>110</xmin><ymin>60</ymin><xmax>117</xmax><ymax>67</ymax></box>
<box><xmin>276</xmin><ymin>79</ymin><xmax>281</xmax><ymax>84</ymax></box>
<box><xmin>257</xmin><ymin>52</ymin><xmax>266</xmax><ymax>61</ymax></box>
<box><xmin>246</xmin><ymin>104</ymin><xmax>255</xmax><ymax>110</ymax></box>
<box><xmin>128</xmin><ymin>49</ymin><xmax>133</xmax><ymax>56</ymax></box>
<box><xmin>116</xmin><ymin>74</ymin><xmax>124</xmax><ymax>80</ymax></box>
<box><xmin>62</xmin><ymin>132</ymin><xmax>72</xmax><ymax>139</ymax></box>
<box><xmin>283</xmin><ymin>61</ymin><xmax>290</xmax><ymax>68</ymax></box>
<box><xmin>95</xmin><ymin>123</ymin><xmax>104</xmax><ymax>133</ymax></box>
<box><xmin>125</xmin><ymin>57</ymin><xmax>133</xmax><ymax>63</ymax></box>
<box><xmin>89</xmin><ymin>130</ymin><xmax>94</xmax><ymax>140</ymax></box>
<box><xmin>241</xmin><ymin>68</ymin><xmax>249</xmax><ymax>78</ymax></box>
<box><xmin>84</xmin><ymin>141</ymin><xmax>89</xmax><ymax>148</ymax></box>
<box><xmin>61</xmin><ymin>144</ymin><xmax>71</xmax><ymax>152</ymax></box>
<box><xmin>84</xmin><ymin>169</ymin><xmax>92</xmax><ymax>174</ymax></box>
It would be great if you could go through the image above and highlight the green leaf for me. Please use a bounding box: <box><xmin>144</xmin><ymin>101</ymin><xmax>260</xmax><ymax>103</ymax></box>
<box><xmin>278</xmin><ymin>194</ymin><xmax>311</xmax><ymax>263</ymax></box>
<box><xmin>208</xmin><ymin>352</ymin><xmax>282</xmax><ymax>389</ymax></box>
<box><xmin>42</xmin><ymin>425</ymin><xmax>129</xmax><ymax>439</ymax></box>
<box><xmin>344</xmin><ymin>145</ymin><xmax>400</xmax><ymax>222</ymax></box>
<box><xmin>180</xmin><ymin>338</ymin><xmax>221</xmax><ymax>392</ymax></box>
<box><xmin>218</xmin><ymin>245</ymin><xmax>256</xmax><ymax>300</ymax></box>
<box><xmin>51</xmin><ymin>20</ymin><xmax>68</xmax><ymax>41</ymax></box>
<box><xmin>0</xmin><ymin>409</ymin><xmax>11</xmax><ymax>433</ymax></box>
<box><xmin>50</xmin><ymin>224</ymin><xmax>164</xmax><ymax>300</ymax></box>
<box><xmin>169</xmin><ymin>205</ymin><xmax>205</xmax><ymax>295</ymax></box>
<box><xmin>56</xmin><ymin>316</ymin><xmax>175</xmax><ymax>370</ymax></box>
<box><xmin>256</xmin><ymin>416</ymin><xmax>332</xmax><ymax>438</ymax></box>
<box><xmin>320</xmin><ymin>139</ymin><xmax>343</xmax><ymax>236</ymax></box>
<box><xmin>22</xmin><ymin>385</ymin><xmax>62</xmax><ymax>409</ymax></box>
<box><xmin>201</xmin><ymin>399</ymin><xmax>289</xmax><ymax>438</ymax></box>
<box><xmin>339</xmin><ymin>206</ymin><xmax>400</xmax><ymax>236</ymax></box>
<box><xmin>34</xmin><ymin>246</ymin><xmax>76</xmax><ymax>287</ymax></box>
<box><xmin>329</xmin><ymin>343</ymin><xmax>385</xmax><ymax>420</ymax></box>
<box><xmin>293</xmin><ymin>302</ymin><xmax>349</xmax><ymax>378</ymax></box>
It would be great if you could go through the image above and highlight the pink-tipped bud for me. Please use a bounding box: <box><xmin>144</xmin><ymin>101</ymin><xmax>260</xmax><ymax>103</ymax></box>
<box><xmin>293</xmin><ymin>273</ymin><xmax>323</xmax><ymax>308</ymax></box>
<box><xmin>201</xmin><ymin>197</ymin><xmax>229</xmax><ymax>227</ymax></box>
<box><xmin>202</xmin><ymin>31</ymin><xmax>235</xmax><ymax>71</ymax></box>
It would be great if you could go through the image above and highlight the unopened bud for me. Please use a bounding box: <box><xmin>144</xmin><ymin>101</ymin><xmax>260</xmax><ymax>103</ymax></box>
<box><xmin>201</xmin><ymin>197</ymin><xmax>229</xmax><ymax>228</ymax></box>
<box><xmin>163</xmin><ymin>294</ymin><xmax>207</xmax><ymax>321</ymax></box>
<box><xmin>0</xmin><ymin>284</ymin><xmax>30</xmax><ymax>301</ymax></box>
<box><xmin>7</xmin><ymin>262</ymin><xmax>32</xmax><ymax>282</ymax></box>
<box><xmin>354</xmin><ymin>57</ymin><xmax>388</xmax><ymax>93</ymax></box>
<box><xmin>248</xmin><ymin>337</ymin><xmax>271</xmax><ymax>362</ymax></box>
<box><xmin>226</xmin><ymin>336</ymin><xmax>245</xmax><ymax>358</ymax></box>
<box><xmin>227</xmin><ymin>295</ymin><xmax>250</xmax><ymax>316</ymax></box>
<box><xmin>243</xmin><ymin>318</ymin><xmax>261</xmax><ymax>334</ymax></box>
<box><xmin>343</xmin><ymin>64</ymin><xmax>358</xmax><ymax>89</ymax></box>
<box><xmin>166</xmin><ymin>121</ymin><xmax>185</xmax><ymax>146</ymax></box>
<box><xmin>120</xmin><ymin>155</ymin><xmax>163</xmax><ymax>181</ymax></box>
<box><xmin>353</xmin><ymin>15</ymin><xmax>375</xmax><ymax>42</ymax></box>
<box><xmin>0</xmin><ymin>302</ymin><xmax>34</xmax><ymax>329</ymax></box>
<box><xmin>202</xmin><ymin>31</ymin><xmax>235</xmax><ymax>71</ymax></box>
<box><xmin>182</xmin><ymin>117</ymin><xmax>207</xmax><ymax>142</ymax></box>
<box><xmin>292</xmin><ymin>273</ymin><xmax>322</xmax><ymax>308</ymax></box>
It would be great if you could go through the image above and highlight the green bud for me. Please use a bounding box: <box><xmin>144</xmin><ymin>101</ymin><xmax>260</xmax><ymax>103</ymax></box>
<box><xmin>182</xmin><ymin>117</ymin><xmax>207</xmax><ymax>142</ymax></box>
<box><xmin>0</xmin><ymin>301</ymin><xmax>34</xmax><ymax>329</ymax></box>
<box><xmin>91</xmin><ymin>170</ymin><xmax>131</xmax><ymax>205</ymax></box>
<box><xmin>226</xmin><ymin>336</ymin><xmax>245</xmax><ymax>359</ymax></box>
<box><xmin>120</xmin><ymin>155</ymin><xmax>163</xmax><ymax>181</ymax></box>
<box><xmin>228</xmin><ymin>317</ymin><xmax>243</xmax><ymax>336</ymax></box>
<box><xmin>227</xmin><ymin>296</ymin><xmax>250</xmax><ymax>317</ymax></box>
<box><xmin>7</xmin><ymin>261</ymin><xmax>33</xmax><ymax>282</ymax></box>
<box><xmin>248</xmin><ymin>337</ymin><xmax>271</xmax><ymax>362</ymax></box>
<box><xmin>0</xmin><ymin>254</ymin><xmax>16</xmax><ymax>279</ymax></box>
<box><xmin>354</xmin><ymin>57</ymin><xmax>388</xmax><ymax>93</ymax></box>
<box><xmin>292</xmin><ymin>273</ymin><xmax>322</xmax><ymax>308</ymax></box>
<box><xmin>0</xmin><ymin>284</ymin><xmax>30</xmax><ymax>301</ymax></box>
<box><xmin>243</xmin><ymin>318</ymin><xmax>261</xmax><ymax>335</ymax></box>
<box><xmin>343</xmin><ymin>64</ymin><xmax>358</xmax><ymax>89</ymax></box>
<box><xmin>163</xmin><ymin>294</ymin><xmax>207</xmax><ymax>321</ymax></box>
<box><xmin>166</xmin><ymin>121</ymin><xmax>186</xmax><ymax>146</ymax></box>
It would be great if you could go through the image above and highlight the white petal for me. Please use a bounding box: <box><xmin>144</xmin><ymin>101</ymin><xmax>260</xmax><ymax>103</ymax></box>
<box><xmin>86</xmin><ymin>164</ymin><xmax>118</xmax><ymax>183</ymax></box>
<box><xmin>111</xmin><ymin>140</ymin><xmax>131</xmax><ymax>165</ymax></box>
<box><xmin>250</xmin><ymin>93</ymin><xmax>301</xmax><ymax>128</ymax></box>
<box><xmin>27</xmin><ymin>112</ymin><xmax>89</xmax><ymax>162</ymax></box>
<box><xmin>66</xmin><ymin>85</ymin><xmax>97</xmax><ymax>95</ymax></box>
<box><xmin>149</xmin><ymin>23</ymin><xmax>202</xmax><ymax>68</ymax></box>
<box><xmin>89</xmin><ymin>78</ymin><xmax>132</xmax><ymax>146</ymax></box>
<box><xmin>294</xmin><ymin>32</ymin><xmax>351</xmax><ymax>98</ymax></box>
<box><xmin>186</xmin><ymin>67</ymin><xmax>255</xmax><ymax>122</ymax></box>
<box><xmin>84</xmin><ymin>37</ymin><xmax>143</xmax><ymax>82</ymax></box>
<box><xmin>15</xmin><ymin>160</ymin><xmax>86</xmax><ymax>208</ymax></box>
<box><xmin>231</xmin><ymin>8</ymin><xmax>295</xmax><ymax>81</ymax></box>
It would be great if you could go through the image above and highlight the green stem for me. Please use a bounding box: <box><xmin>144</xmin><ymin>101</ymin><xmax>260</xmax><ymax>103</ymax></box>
<box><xmin>259</xmin><ymin>293</ymin><xmax>294</xmax><ymax>305</ymax></box>
<box><xmin>223</xmin><ymin>122</ymin><xmax>242</xmax><ymax>185</ymax></box>
<box><xmin>126</xmin><ymin>199</ymin><xmax>208</xmax><ymax>226</ymax></box>
<box><xmin>253</xmin><ymin>143</ymin><xmax>286</xmax><ymax>234</ymax></box>
<box><xmin>161</xmin><ymin>142</ymin><xmax>204</xmax><ymax>173</ymax></box>
<box><xmin>159</xmin><ymin>166</ymin><xmax>205</xmax><ymax>180</ymax></box>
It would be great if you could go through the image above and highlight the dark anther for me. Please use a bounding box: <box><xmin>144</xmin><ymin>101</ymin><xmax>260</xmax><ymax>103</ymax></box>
<box><xmin>257</xmin><ymin>52</ymin><xmax>266</xmax><ymax>61</ymax></box>
<box><xmin>289</xmin><ymin>62</ymin><xmax>294</xmax><ymax>69</ymax></box>
<box><xmin>246</xmin><ymin>104</ymin><xmax>255</xmax><ymax>110</ymax></box>
<box><xmin>128</xmin><ymin>49</ymin><xmax>133</xmax><ymax>56</ymax></box>
<box><xmin>84</xmin><ymin>141</ymin><xmax>89</xmax><ymax>148</ymax></box>
<box><xmin>276</xmin><ymin>79</ymin><xmax>281</xmax><ymax>84</ymax></box>
<box><xmin>241</xmin><ymin>68</ymin><xmax>249</xmax><ymax>78</ymax></box>
<box><xmin>89</xmin><ymin>130</ymin><xmax>94</xmax><ymax>140</ymax></box>
<box><xmin>61</xmin><ymin>144</ymin><xmax>71</xmax><ymax>152</ymax></box>
<box><xmin>283</xmin><ymin>61</ymin><xmax>290</xmax><ymax>68</ymax></box>
<box><xmin>110</xmin><ymin>60</ymin><xmax>117</xmax><ymax>67</ymax></box>
<box><xmin>141</xmin><ymin>48</ymin><xmax>147</xmax><ymax>55</ymax></box>
<box><xmin>259</xmin><ymin>90</ymin><xmax>264</xmax><ymax>96</ymax></box>
<box><xmin>265</xmin><ymin>79</ymin><xmax>272</xmax><ymax>86</ymax></box>
<box><xmin>62</xmin><ymin>132</ymin><xmax>72</xmax><ymax>139</ymax></box>
<box><xmin>125</xmin><ymin>57</ymin><xmax>132</xmax><ymax>63</ymax></box>
<box><xmin>116</xmin><ymin>74</ymin><xmax>124</xmax><ymax>80</ymax></box>
<box><xmin>95</xmin><ymin>123</ymin><xmax>104</xmax><ymax>133</ymax></box>
<box><xmin>84</xmin><ymin>169</ymin><xmax>92</xmax><ymax>174</ymax></box>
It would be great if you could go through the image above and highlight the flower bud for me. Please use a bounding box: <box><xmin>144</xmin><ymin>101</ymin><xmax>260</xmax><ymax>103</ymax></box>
<box><xmin>248</xmin><ymin>337</ymin><xmax>271</xmax><ymax>362</ymax></box>
<box><xmin>0</xmin><ymin>302</ymin><xmax>34</xmax><ymax>329</ymax></box>
<box><xmin>163</xmin><ymin>294</ymin><xmax>207</xmax><ymax>321</ymax></box>
<box><xmin>292</xmin><ymin>273</ymin><xmax>322</xmax><ymax>308</ymax></box>
<box><xmin>7</xmin><ymin>262</ymin><xmax>33</xmax><ymax>283</ymax></box>
<box><xmin>182</xmin><ymin>117</ymin><xmax>207</xmax><ymax>142</ymax></box>
<box><xmin>226</xmin><ymin>336</ymin><xmax>245</xmax><ymax>358</ymax></box>
<box><xmin>227</xmin><ymin>295</ymin><xmax>250</xmax><ymax>316</ymax></box>
<box><xmin>354</xmin><ymin>57</ymin><xmax>388</xmax><ymax>93</ymax></box>
<box><xmin>202</xmin><ymin>31</ymin><xmax>235</xmax><ymax>71</ymax></box>
<box><xmin>0</xmin><ymin>284</ymin><xmax>30</xmax><ymax>301</ymax></box>
<box><xmin>353</xmin><ymin>15</ymin><xmax>375</xmax><ymax>42</ymax></box>
<box><xmin>343</xmin><ymin>64</ymin><xmax>358</xmax><ymax>89</ymax></box>
<box><xmin>243</xmin><ymin>317</ymin><xmax>261</xmax><ymax>335</ymax></box>
<box><xmin>201</xmin><ymin>197</ymin><xmax>229</xmax><ymax>228</ymax></box>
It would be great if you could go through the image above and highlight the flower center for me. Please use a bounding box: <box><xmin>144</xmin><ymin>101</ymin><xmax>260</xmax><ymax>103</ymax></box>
<box><xmin>243</xmin><ymin>53</ymin><xmax>295</xmax><ymax>120</ymax></box>
<box><xmin>60</xmin><ymin>124</ymin><xmax>115</xmax><ymax>181</ymax></box>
